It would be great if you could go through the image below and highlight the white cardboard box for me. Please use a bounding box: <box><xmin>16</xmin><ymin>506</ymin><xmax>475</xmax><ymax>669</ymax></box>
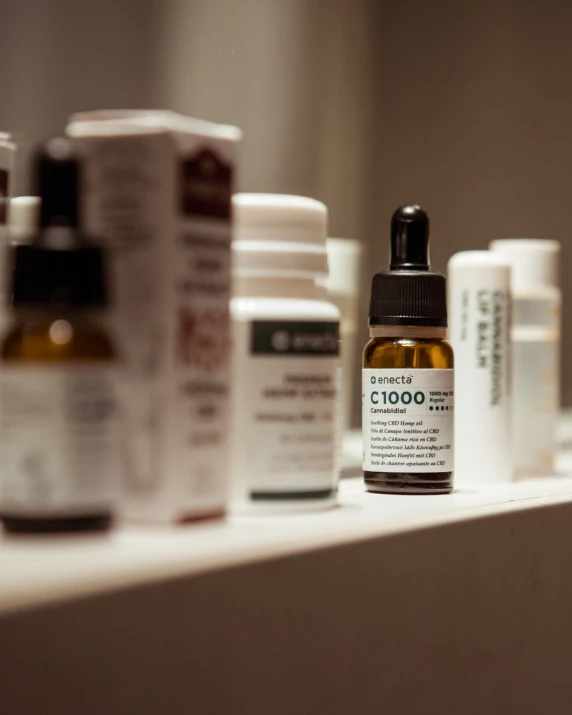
<box><xmin>68</xmin><ymin>111</ymin><xmax>241</xmax><ymax>523</ymax></box>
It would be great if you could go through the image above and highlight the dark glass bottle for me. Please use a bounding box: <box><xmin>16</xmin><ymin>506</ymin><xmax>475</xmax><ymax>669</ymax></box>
<box><xmin>0</xmin><ymin>139</ymin><xmax>118</xmax><ymax>532</ymax></box>
<box><xmin>362</xmin><ymin>206</ymin><xmax>454</xmax><ymax>494</ymax></box>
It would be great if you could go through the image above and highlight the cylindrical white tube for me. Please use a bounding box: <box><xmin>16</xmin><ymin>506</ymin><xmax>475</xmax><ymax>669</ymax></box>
<box><xmin>448</xmin><ymin>251</ymin><xmax>512</xmax><ymax>483</ymax></box>
<box><xmin>489</xmin><ymin>239</ymin><xmax>561</xmax><ymax>478</ymax></box>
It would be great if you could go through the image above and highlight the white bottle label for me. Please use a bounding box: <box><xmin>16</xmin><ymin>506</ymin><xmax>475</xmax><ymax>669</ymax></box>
<box><xmin>362</xmin><ymin>368</ymin><xmax>454</xmax><ymax>473</ymax></box>
<box><xmin>0</xmin><ymin>366</ymin><xmax>120</xmax><ymax>516</ymax></box>
<box><xmin>232</xmin><ymin>320</ymin><xmax>339</xmax><ymax>501</ymax></box>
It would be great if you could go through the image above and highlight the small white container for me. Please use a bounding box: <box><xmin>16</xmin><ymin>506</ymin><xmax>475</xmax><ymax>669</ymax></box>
<box><xmin>448</xmin><ymin>251</ymin><xmax>512</xmax><ymax>484</ymax></box>
<box><xmin>0</xmin><ymin>135</ymin><xmax>16</xmax><ymax>310</ymax></box>
<box><xmin>490</xmin><ymin>239</ymin><xmax>561</xmax><ymax>478</ymax></box>
<box><xmin>231</xmin><ymin>194</ymin><xmax>340</xmax><ymax>512</ymax></box>
<box><xmin>8</xmin><ymin>196</ymin><xmax>40</xmax><ymax>244</ymax></box>
<box><xmin>0</xmin><ymin>133</ymin><xmax>15</xmax><ymax>231</ymax></box>
<box><xmin>323</xmin><ymin>237</ymin><xmax>362</xmax><ymax>432</ymax></box>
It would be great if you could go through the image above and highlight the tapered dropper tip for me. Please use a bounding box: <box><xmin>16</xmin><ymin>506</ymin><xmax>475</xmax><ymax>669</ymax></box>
<box><xmin>390</xmin><ymin>204</ymin><xmax>429</xmax><ymax>271</ymax></box>
<box><xmin>36</xmin><ymin>137</ymin><xmax>79</xmax><ymax>229</ymax></box>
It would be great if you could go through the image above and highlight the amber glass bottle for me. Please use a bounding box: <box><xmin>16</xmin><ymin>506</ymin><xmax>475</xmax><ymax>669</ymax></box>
<box><xmin>0</xmin><ymin>139</ymin><xmax>119</xmax><ymax>533</ymax></box>
<box><xmin>362</xmin><ymin>206</ymin><xmax>454</xmax><ymax>494</ymax></box>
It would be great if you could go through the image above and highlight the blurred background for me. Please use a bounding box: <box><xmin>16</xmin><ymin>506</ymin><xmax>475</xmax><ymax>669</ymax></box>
<box><xmin>2</xmin><ymin>0</ymin><xmax>571</xmax><ymax>420</ymax></box>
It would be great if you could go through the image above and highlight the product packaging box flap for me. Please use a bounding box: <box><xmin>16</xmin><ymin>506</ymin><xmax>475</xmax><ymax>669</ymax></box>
<box><xmin>68</xmin><ymin>109</ymin><xmax>241</xmax><ymax>144</ymax></box>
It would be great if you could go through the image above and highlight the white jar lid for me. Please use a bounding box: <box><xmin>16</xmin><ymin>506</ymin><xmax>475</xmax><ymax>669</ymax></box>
<box><xmin>448</xmin><ymin>250</ymin><xmax>511</xmax><ymax>274</ymax></box>
<box><xmin>489</xmin><ymin>239</ymin><xmax>560</xmax><ymax>291</ymax></box>
<box><xmin>233</xmin><ymin>240</ymin><xmax>328</xmax><ymax>278</ymax></box>
<box><xmin>233</xmin><ymin>193</ymin><xmax>328</xmax><ymax>277</ymax></box>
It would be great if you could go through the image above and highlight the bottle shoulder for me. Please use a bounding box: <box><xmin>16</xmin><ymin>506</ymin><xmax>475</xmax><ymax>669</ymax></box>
<box><xmin>2</xmin><ymin>316</ymin><xmax>116</xmax><ymax>361</ymax></box>
<box><xmin>364</xmin><ymin>337</ymin><xmax>454</xmax><ymax>369</ymax></box>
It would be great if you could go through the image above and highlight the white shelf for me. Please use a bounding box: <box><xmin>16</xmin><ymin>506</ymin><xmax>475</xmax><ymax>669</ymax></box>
<box><xmin>3</xmin><ymin>474</ymin><xmax>572</xmax><ymax>714</ymax></box>
<box><xmin>2</xmin><ymin>475</ymin><xmax>572</xmax><ymax>615</ymax></box>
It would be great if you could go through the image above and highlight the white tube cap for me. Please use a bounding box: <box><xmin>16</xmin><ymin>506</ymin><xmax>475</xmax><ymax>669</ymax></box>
<box><xmin>9</xmin><ymin>196</ymin><xmax>40</xmax><ymax>243</ymax></box>
<box><xmin>448</xmin><ymin>251</ymin><xmax>511</xmax><ymax>289</ymax></box>
<box><xmin>489</xmin><ymin>239</ymin><xmax>560</xmax><ymax>292</ymax></box>
<box><xmin>233</xmin><ymin>193</ymin><xmax>328</xmax><ymax>278</ymax></box>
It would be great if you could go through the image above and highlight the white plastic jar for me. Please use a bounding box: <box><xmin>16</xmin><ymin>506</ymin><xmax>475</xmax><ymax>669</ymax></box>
<box><xmin>230</xmin><ymin>194</ymin><xmax>340</xmax><ymax>511</ymax></box>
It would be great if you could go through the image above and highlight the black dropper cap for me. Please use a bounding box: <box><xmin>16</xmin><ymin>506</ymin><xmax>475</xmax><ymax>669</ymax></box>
<box><xmin>369</xmin><ymin>205</ymin><xmax>447</xmax><ymax>327</ymax></box>
<box><xmin>11</xmin><ymin>138</ymin><xmax>107</xmax><ymax>309</ymax></box>
<box><xmin>37</xmin><ymin>137</ymin><xmax>79</xmax><ymax>229</ymax></box>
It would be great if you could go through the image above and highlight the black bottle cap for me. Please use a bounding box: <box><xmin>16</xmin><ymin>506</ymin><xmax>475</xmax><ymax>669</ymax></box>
<box><xmin>11</xmin><ymin>139</ymin><xmax>107</xmax><ymax>309</ymax></box>
<box><xmin>390</xmin><ymin>205</ymin><xmax>429</xmax><ymax>270</ymax></box>
<box><xmin>37</xmin><ymin>137</ymin><xmax>79</xmax><ymax>229</ymax></box>
<box><xmin>369</xmin><ymin>205</ymin><xmax>447</xmax><ymax>327</ymax></box>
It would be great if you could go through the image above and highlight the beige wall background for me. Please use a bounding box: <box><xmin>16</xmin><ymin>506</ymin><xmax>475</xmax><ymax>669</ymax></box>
<box><xmin>1</xmin><ymin>0</ymin><xmax>571</xmax><ymax>418</ymax></box>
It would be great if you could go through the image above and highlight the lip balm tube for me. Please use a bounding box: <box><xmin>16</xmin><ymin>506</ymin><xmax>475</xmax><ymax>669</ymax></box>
<box><xmin>230</xmin><ymin>194</ymin><xmax>340</xmax><ymax>512</ymax></box>
<box><xmin>489</xmin><ymin>239</ymin><xmax>561</xmax><ymax>478</ymax></box>
<box><xmin>448</xmin><ymin>251</ymin><xmax>512</xmax><ymax>484</ymax></box>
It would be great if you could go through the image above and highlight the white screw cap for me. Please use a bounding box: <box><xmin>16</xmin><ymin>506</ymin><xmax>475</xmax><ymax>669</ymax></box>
<box><xmin>489</xmin><ymin>239</ymin><xmax>560</xmax><ymax>292</ymax></box>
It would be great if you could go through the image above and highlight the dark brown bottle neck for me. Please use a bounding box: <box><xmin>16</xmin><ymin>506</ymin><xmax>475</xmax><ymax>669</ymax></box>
<box><xmin>369</xmin><ymin>325</ymin><xmax>447</xmax><ymax>339</ymax></box>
